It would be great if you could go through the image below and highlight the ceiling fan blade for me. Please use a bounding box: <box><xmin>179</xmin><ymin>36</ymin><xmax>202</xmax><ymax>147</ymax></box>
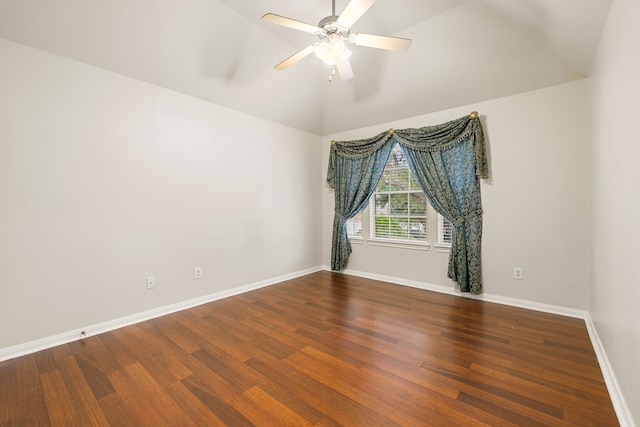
<box><xmin>336</xmin><ymin>59</ymin><xmax>354</xmax><ymax>80</ymax></box>
<box><xmin>350</xmin><ymin>33</ymin><xmax>412</xmax><ymax>51</ymax></box>
<box><xmin>274</xmin><ymin>45</ymin><xmax>315</xmax><ymax>70</ymax></box>
<box><xmin>261</xmin><ymin>13</ymin><xmax>321</xmax><ymax>34</ymax></box>
<box><xmin>337</xmin><ymin>0</ymin><xmax>376</xmax><ymax>28</ymax></box>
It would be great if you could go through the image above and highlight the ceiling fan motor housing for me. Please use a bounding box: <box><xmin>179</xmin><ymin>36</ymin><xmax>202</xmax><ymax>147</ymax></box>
<box><xmin>319</xmin><ymin>16</ymin><xmax>350</xmax><ymax>35</ymax></box>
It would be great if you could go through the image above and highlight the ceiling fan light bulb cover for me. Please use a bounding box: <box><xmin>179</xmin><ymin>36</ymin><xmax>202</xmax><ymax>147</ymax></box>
<box><xmin>328</xmin><ymin>33</ymin><xmax>346</xmax><ymax>56</ymax></box>
<box><xmin>314</xmin><ymin>42</ymin><xmax>330</xmax><ymax>61</ymax></box>
<box><xmin>314</xmin><ymin>39</ymin><xmax>351</xmax><ymax>65</ymax></box>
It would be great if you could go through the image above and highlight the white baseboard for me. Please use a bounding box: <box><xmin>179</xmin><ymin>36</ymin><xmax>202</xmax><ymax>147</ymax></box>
<box><xmin>325</xmin><ymin>266</ymin><xmax>634</xmax><ymax>427</ymax></box>
<box><xmin>584</xmin><ymin>314</ymin><xmax>635</xmax><ymax>427</ymax></box>
<box><xmin>329</xmin><ymin>266</ymin><xmax>587</xmax><ymax>318</ymax></box>
<box><xmin>0</xmin><ymin>265</ymin><xmax>323</xmax><ymax>363</ymax></box>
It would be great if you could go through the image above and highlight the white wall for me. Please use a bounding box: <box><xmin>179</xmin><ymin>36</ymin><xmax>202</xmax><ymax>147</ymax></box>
<box><xmin>589</xmin><ymin>0</ymin><xmax>640</xmax><ymax>424</ymax></box>
<box><xmin>0</xmin><ymin>38</ymin><xmax>323</xmax><ymax>350</ymax></box>
<box><xmin>322</xmin><ymin>80</ymin><xmax>590</xmax><ymax>310</ymax></box>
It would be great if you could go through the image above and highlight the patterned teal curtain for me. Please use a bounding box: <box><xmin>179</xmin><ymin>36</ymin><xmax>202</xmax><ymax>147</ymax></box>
<box><xmin>327</xmin><ymin>113</ymin><xmax>488</xmax><ymax>294</ymax></box>
<box><xmin>327</xmin><ymin>134</ymin><xmax>395</xmax><ymax>271</ymax></box>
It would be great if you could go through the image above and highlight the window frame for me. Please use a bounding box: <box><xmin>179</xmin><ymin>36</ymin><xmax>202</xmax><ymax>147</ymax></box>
<box><xmin>367</xmin><ymin>143</ymin><xmax>430</xmax><ymax>249</ymax></box>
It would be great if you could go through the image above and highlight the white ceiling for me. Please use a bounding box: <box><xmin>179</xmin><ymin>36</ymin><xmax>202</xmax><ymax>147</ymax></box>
<box><xmin>0</xmin><ymin>0</ymin><xmax>612</xmax><ymax>135</ymax></box>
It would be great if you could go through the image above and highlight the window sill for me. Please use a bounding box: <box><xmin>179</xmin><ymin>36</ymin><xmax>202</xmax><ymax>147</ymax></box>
<box><xmin>366</xmin><ymin>238</ymin><xmax>430</xmax><ymax>251</ymax></box>
<box><xmin>348</xmin><ymin>237</ymin><xmax>364</xmax><ymax>244</ymax></box>
<box><xmin>434</xmin><ymin>243</ymin><xmax>452</xmax><ymax>253</ymax></box>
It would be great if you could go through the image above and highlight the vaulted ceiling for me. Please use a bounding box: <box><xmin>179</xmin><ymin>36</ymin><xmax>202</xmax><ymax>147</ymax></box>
<box><xmin>0</xmin><ymin>0</ymin><xmax>612</xmax><ymax>135</ymax></box>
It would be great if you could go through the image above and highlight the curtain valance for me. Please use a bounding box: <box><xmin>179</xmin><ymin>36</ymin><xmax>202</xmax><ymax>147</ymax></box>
<box><xmin>328</xmin><ymin>113</ymin><xmax>487</xmax><ymax>185</ymax></box>
<box><xmin>326</xmin><ymin>112</ymin><xmax>488</xmax><ymax>294</ymax></box>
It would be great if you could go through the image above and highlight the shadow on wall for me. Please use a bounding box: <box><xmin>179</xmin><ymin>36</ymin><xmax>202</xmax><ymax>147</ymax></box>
<box><xmin>479</xmin><ymin>114</ymin><xmax>493</xmax><ymax>186</ymax></box>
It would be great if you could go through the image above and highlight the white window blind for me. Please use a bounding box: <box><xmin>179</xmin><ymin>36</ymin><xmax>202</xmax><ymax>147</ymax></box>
<box><xmin>346</xmin><ymin>212</ymin><xmax>363</xmax><ymax>238</ymax></box>
<box><xmin>438</xmin><ymin>213</ymin><xmax>453</xmax><ymax>247</ymax></box>
<box><xmin>369</xmin><ymin>144</ymin><xmax>427</xmax><ymax>243</ymax></box>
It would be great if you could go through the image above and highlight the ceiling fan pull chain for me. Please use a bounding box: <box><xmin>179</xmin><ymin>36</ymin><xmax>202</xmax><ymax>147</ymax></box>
<box><xmin>329</xmin><ymin>65</ymin><xmax>337</xmax><ymax>82</ymax></box>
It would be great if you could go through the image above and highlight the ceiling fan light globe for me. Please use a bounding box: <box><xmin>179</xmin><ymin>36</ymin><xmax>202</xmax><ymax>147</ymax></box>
<box><xmin>313</xmin><ymin>42</ymin><xmax>330</xmax><ymax>61</ymax></box>
<box><xmin>328</xmin><ymin>33</ymin><xmax>346</xmax><ymax>56</ymax></box>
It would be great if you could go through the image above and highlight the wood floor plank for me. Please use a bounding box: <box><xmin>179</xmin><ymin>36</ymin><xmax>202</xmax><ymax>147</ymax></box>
<box><xmin>457</xmin><ymin>391</ymin><xmax>551</xmax><ymax>427</ymax></box>
<box><xmin>180</xmin><ymin>375</ymin><xmax>256</xmax><ymax>427</ymax></box>
<box><xmin>164</xmin><ymin>380</ymin><xmax>230</xmax><ymax>426</ymax></box>
<box><xmin>284</xmin><ymin>345</ymin><xmax>397</xmax><ymax>419</ymax></box>
<box><xmin>67</xmin><ymin>334</ymin><xmax>122</xmax><ymax>374</ymax></box>
<box><xmin>108</xmin><ymin>363</ymin><xmax>196</xmax><ymax>426</ymax></box>
<box><xmin>202</xmin><ymin>312</ymin><xmax>298</xmax><ymax>360</ymax></box>
<box><xmin>34</xmin><ymin>347</ymin><xmax>59</xmax><ymax>374</ymax></box>
<box><xmin>356</xmin><ymin>361</ymin><xmax>509</xmax><ymax>426</ymax></box>
<box><xmin>233</xmin><ymin>385</ymin><xmax>314</xmax><ymax>427</ymax></box>
<box><xmin>172</xmin><ymin>310</ymin><xmax>258</xmax><ymax>363</ymax></box>
<box><xmin>96</xmin><ymin>332</ymin><xmax>139</xmax><ymax>369</ymax></box>
<box><xmin>110</xmin><ymin>324</ymin><xmax>193</xmax><ymax>387</ymax></box>
<box><xmin>53</xmin><ymin>355</ymin><xmax>110</xmax><ymax>426</ymax></box>
<box><xmin>191</xmin><ymin>348</ymin><xmax>262</xmax><ymax>394</ymax></box>
<box><xmin>0</xmin><ymin>271</ymin><xmax>620</xmax><ymax>426</ymax></box>
<box><xmin>251</xmin><ymin>367</ymin><xmax>325</xmax><ymax>424</ymax></box>
<box><xmin>149</xmin><ymin>315</ymin><xmax>202</xmax><ymax>354</ymax></box>
<box><xmin>74</xmin><ymin>354</ymin><xmax>116</xmax><ymax>400</ymax></box>
<box><xmin>469</xmin><ymin>362</ymin><xmax>618</xmax><ymax>426</ymax></box>
<box><xmin>96</xmin><ymin>393</ymin><xmax>138</xmax><ymax>427</ymax></box>
<box><xmin>0</xmin><ymin>363</ymin><xmax>20</xmax><ymax>426</ymax></box>
<box><xmin>245</xmin><ymin>354</ymin><xmax>394</xmax><ymax>427</ymax></box>
<box><xmin>423</xmin><ymin>364</ymin><xmax>566</xmax><ymax>425</ymax></box>
<box><xmin>40</xmin><ymin>369</ymin><xmax>82</xmax><ymax>426</ymax></box>
<box><xmin>15</xmin><ymin>356</ymin><xmax>52</xmax><ymax>426</ymax></box>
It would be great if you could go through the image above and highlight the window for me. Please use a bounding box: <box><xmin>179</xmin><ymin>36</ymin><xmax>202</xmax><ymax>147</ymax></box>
<box><xmin>438</xmin><ymin>213</ymin><xmax>453</xmax><ymax>247</ymax></box>
<box><xmin>341</xmin><ymin>144</ymin><xmax>446</xmax><ymax>249</ymax></box>
<box><xmin>346</xmin><ymin>212</ymin><xmax>363</xmax><ymax>238</ymax></box>
<box><xmin>369</xmin><ymin>144</ymin><xmax>427</xmax><ymax>243</ymax></box>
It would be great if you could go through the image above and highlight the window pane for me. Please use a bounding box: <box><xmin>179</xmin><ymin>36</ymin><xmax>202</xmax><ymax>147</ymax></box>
<box><xmin>409</xmin><ymin>218</ymin><xmax>427</xmax><ymax>240</ymax></box>
<box><xmin>387</xmin><ymin>145</ymin><xmax>408</xmax><ymax>168</ymax></box>
<box><xmin>409</xmin><ymin>194</ymin><xmax>427</xmax><ymax>215</ymax></box>
<box><xmin>380</xmin><ymin>168</ymin><xmax>408</xmax><ymax>191</ymax></box>
<box><xmin>346</xmin><ymin>212</ymin><xmax>362</xmax><ymax>238</ymax></box>
<box><xmin>376</xmin><ymin>173</ymin><xmax>391</xmax><ymax>191</ymax></box>
<box><xmin>409</xmin><ymin>174</ymin><xmax>422</xmax><ymax>191</ymax></box>
<box><xmin>390</xmin><ymin>194</ymin><xmax>408</xmax><ymax>215</ymax></box>
<box><xmin>374</xmin><ymin>194</ymin><xmax>389</xmax><ymax>215</ymax></box>
<box><xmin>438</xmin><ymin>214</ymin><xmax>453</xmax><ymax>246</ymax></box>
<box><xmin>375</xmin><ymin>215</ymin><xmax>390</xmax><ymax>238</ymax></box>
<box><xmin>369</xmin><ymin>143</ymin><xmax>428</xmax><ymax>243</ymax></box>
<box><xmin>389</xmin><ymin>217</ymin><xmax>408</xmax><ymax>239</ymax></box>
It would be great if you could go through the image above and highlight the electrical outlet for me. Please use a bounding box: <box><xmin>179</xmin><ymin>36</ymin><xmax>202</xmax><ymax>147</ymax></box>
<box><xmin>513</xmin><ymin>267</ymin><xmax>523</xmax><ymax>280</ymax></box>
<box><xmin>194</xmin><ymin>267</ymin><xmax>202</xmax><ymax>279</ymax></box>
<box><xmin>146</xmin><ymin>276</ymin><xmax>156</xmax><ymax>289</ymax></box>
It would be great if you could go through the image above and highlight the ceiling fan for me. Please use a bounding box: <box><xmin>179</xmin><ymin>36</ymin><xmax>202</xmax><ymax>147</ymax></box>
<box><xmin>261</xmin><ymin>0</ymin><xmax>412</xmax><ymax>81</ymax></box>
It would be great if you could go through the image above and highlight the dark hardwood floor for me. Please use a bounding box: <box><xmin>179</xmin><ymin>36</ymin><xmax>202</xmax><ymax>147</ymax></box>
<box><xmin>0</xmin><ymin>271</ymin><xmax>618</xmax><ymax>426</ymax></box>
